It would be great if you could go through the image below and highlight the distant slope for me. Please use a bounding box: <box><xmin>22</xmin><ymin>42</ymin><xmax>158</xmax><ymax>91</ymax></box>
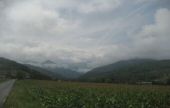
<box><xmin>0</xmin><ymin>57</ymin><xmax>51</xmax><ymax>79</ymax></box>
<box><xmin>26</xmin><ymin>64</ymin><xmax>64</xmax><ymax>80</ymax></box>
<box><xmin>46</xmin><ymin>67</ymin><xmax>83</xmax><ymax>80</ymax></box>
<box><xmin>81</xmin><ymin>59</ymin><xmax>170</xmax><ymax>83</ymax></box>
<box><xmin>38</xmin><ymin>60</ymin><xmax>83</xmax><ymax>80</ymax></box>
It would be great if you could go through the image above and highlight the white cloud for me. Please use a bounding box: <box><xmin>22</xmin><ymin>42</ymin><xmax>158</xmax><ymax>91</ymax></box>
<box><xmin>133</xmin><ymin>8</ymin><xmax>170</xmax><ymax>59</ymax></box>
<box><xmin>5</xmin><ymin>0</ymin><xmax>79</xmax><ymax>35</ymax></box>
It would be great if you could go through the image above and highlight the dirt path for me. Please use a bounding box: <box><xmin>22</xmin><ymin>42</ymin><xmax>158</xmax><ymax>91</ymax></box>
<box><xmin>0</xmin><ymin>80</ymin><xmax>15</xmax><ymax>108</ymax></box>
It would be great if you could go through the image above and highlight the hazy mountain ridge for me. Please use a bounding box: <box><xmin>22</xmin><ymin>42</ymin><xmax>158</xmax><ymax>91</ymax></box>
<box><xmin>81</xmin><ymin>59</ymin><xmax>170</xmax><ymax>84</ymax></box>
<box><xmin>22</xmin><ymin>59</ymin><xmax>83</xmax><ymax>80</ymax></box>
<box><xmin>38</xmin><ymin>60</ymin><xmax>83</xmax><ymax>79</ymax></box>
<box><xmin>0</xmin><ymin>57</ymin><xmax>51</xmax><ymax>79</ymax></box>
<box><xmin>1</xmin><ymin>57</ymin><xmax>170</xmax><ymax>84</ymax></box>
<box><xmin>45</xmin><ymin>67</ymin><xmax>83</xmax><ymax>80</ymax></box>
<box><xmin>25</xmin><ymin>64</ymin><xmax>65</xmax><ymax>80</ymax></box>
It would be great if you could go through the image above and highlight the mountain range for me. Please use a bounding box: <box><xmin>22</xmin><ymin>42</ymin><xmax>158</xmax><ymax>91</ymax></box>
<box><xmin>80</xmin><ymin>59</ymin><xmax>170</xmax><ymax>84</ymax></box>
<box><xmin>25</xmin><ymin>64</ymin><xmax>64</xmax><ymax>80</ymax></box>
<box><xmin>0</xmin><ymin>57</ymin><xmax>51</xmax><ymax>79</ymax></box>
<box><xmin>1</xmin><ymin>57</ymin><xmax>170</xmax><ymax>84</ymax></box>
<box><xmin>0</xmin><ymin>57</ymin><xmax>82</xmax><ymax>80</ymax></box>
<box><xmin>39</xmin><ymin>60</ymin><xmax>83</xmax><ymax>79</ymax></box>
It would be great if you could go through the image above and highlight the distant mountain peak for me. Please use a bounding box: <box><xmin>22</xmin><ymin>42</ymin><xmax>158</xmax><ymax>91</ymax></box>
<box><xmin>42</xmin><ymin>60</ymin><xmax>56</xmax><ymax>65</ymax></box>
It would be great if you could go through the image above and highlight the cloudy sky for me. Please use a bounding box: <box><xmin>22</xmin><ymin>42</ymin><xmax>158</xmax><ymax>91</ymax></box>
<box><xmin>0</xmin><ymin>0</ymin><xmax>170</xmax><ymax>72</ymax></box>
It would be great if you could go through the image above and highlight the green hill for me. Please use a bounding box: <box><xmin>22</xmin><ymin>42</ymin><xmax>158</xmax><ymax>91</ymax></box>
<box><xmin>0</xmin><ymin>57</ymin><xmax>51</xmax><ymax>80</ymax></box>
<box><xmin>80</xmin><ymin>59</ymin><xmax>170</xmax><ymax>84</ymax></box>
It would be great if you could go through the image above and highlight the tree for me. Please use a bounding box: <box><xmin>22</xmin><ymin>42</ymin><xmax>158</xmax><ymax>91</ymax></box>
<box><xmin>16</xmin><ymin>71</ymin><xmax>25</xmax><ymax>79</ymax></box>
<box><xmin>167</xmin><ymin>78</ymin><xmax>170</xmax><ymax>85</ymax></box>
<box><xmin>5</xmin><ymin>71</ymin><xmax>12</xmax><ymax>78</ymax></box>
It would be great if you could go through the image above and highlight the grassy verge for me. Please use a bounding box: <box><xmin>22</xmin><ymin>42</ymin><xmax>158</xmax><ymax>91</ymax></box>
<box><xmin>0</xmin><ymin>80</ymin><xmax>6</xmax><ymax>83</ymax></box>
<box><xmin>5</xmin><ymin>80</ymin><xmax>170</xmax><ymax>108</ymax></box>
<box><xmin>4</xmin><ymin>80</ymin><xmax>42</xmax><ymax>108</ymax></box>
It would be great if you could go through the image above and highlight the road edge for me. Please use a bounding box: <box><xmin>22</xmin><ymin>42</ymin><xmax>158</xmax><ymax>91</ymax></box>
<box><xmin>2</xmin><ymin>80</ymin><xmax>16</xmax><ymax>108</ymax></box>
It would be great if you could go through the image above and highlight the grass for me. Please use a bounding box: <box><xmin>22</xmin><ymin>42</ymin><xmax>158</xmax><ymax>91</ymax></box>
<box><xmin>0</xmin><ymin>79</ymin><xmax>6</xmax><ymax>83</ymax></box>
<box><xmin>5</xmin><ymin>80</ymin><xmax>170</xmax><ymax>108</ymax></box>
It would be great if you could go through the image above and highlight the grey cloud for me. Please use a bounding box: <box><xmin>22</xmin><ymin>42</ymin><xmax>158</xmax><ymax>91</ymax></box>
<box><xmin>0</xmin><ymin>0</ymin><xmax>169</xmax><ymax>72</ymax></box>
<box><xmin>132</xmin><ymin>8</ymin><xmax>170</xmax><ymax>59</ymax></box>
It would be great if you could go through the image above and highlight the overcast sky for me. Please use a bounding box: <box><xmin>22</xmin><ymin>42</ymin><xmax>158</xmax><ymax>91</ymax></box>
<box><xmin>0</xmin><ymin>0</ymin><xmax>170</xmax><ymax>72</ymax></box>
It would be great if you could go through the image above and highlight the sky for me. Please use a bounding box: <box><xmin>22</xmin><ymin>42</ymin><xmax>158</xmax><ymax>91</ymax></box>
<box><xmin>0</xmin><ymin>0</ymin><xmax>170</xmax><ymax>72</ymax></box>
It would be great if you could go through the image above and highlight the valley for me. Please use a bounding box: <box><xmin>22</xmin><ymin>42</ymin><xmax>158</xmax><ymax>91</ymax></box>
<box><xmin>0</xmin><ymin>57</ymin><xmax>170</xmax><ymax>108</ymax></box>
<box><xmin>0</xmin><ymin>0</ymin><xmax>170</xmax><ymax>107</ymax></box>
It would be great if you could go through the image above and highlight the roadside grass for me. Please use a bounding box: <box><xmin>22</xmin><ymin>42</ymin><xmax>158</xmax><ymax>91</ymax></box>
<box><xmin>0</xmin><ymin>80</ymin><xmax>6</xmax><ymax>83</ymax></box>
<box><xmin>4</xmin><ymin>80</ymin><xmax>42</xmax><ymax>108</ymax></box>
<box><xmin>4</xmin><ymin>80</ymin><xmax>170</xmax><ymax>108</ymax></box>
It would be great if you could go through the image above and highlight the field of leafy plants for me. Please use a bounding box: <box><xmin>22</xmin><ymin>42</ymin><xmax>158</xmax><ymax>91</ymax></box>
<box><xmin>5</xmin><ymin>80</ymin><xmax>170</xmax><ymax>108</ymax></box>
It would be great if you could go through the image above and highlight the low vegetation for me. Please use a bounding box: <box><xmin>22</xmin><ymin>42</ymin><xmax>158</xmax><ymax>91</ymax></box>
<box><xmin>5</xmin><ymin>80</ymin><xmax>170</xmax><ymax>108</ymax></box>
<box><xmin>0</xmin><ymin>80</ymin><xmax>6</xmax><ymax>83</ymax></box>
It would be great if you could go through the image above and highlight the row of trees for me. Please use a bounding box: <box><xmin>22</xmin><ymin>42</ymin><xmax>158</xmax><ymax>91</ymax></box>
<box><xmin>5</xmin><ymin>71</ymin><xmax>26</xmax><ymax>79</ymax></box>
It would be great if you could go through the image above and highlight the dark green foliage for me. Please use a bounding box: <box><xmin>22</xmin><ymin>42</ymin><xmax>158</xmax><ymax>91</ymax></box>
<box><xmin>16</xmin><ymin>71</ymin><xmax>25</xmax><ymax>79</ymax></box>
<box><xmin>167</xmin><ymin>78</ymin><xmax>170</xmax><ymax>85</ymax></box>
<box><xmin>32</xmin><ymin>88</ymin><xmax>170</xmax><ymax>108</ymax></box>
<box><xmin>6</xmin><ymin>80</ymin><xmax>170</xmax><ymax>108</ymax></box>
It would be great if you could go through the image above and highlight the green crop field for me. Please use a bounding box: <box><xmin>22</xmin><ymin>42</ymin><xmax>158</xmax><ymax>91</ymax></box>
<box><xmin>5</xmin><ymin>80</ymin><xmax>170</xmax><ymax>108</ymax></box>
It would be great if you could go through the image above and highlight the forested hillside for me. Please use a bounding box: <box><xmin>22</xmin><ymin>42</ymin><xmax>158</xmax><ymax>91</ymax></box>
<box><xmin>81</xmin><ymin>59</ymin><xmax>170</xmax><ymax>84</ymax></box>
<box><xmin>0</xmin><ymin>57</ymin><xmax>51</xmax><ymax>80</ymax></box>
